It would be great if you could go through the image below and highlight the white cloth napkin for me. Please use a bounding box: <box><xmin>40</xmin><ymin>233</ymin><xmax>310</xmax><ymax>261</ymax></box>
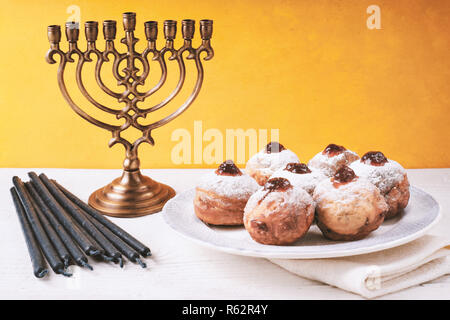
<box><xmin>270</xmin><ymin>235</ymin><xmax>450</xmax><ymax>298</ymax></box>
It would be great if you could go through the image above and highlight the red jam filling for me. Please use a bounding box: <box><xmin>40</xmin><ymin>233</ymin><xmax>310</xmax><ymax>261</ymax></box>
<box><xmin>361</xmin><ymin>151</ymin><xmax>388</xmax><ymax>166</ymax></box>
<box><xmin>332</xmin><ymin>166</ymin><xmax>357</xmax><ymax>187</ymax></box>
<box><xmin>265</xmin><ymin>141</ymin><xmax>286</xmax><ymax>154</ymax></box>
<box><xmin>264</xmin><ymin>177</ymin><xmax>292</xmax><ymax>192</ymax></box>
<box><xmin>322</xmin><ymin>143</ymin><xmax>346</xmax><ymax>157</ymax></box>
<box><xmin>258</xmin><ymin>177</ymin><xmax>292</xmax><ymax>204</ymax></box>
<box><xmin>215</xmin><ymin>160</ymin><xmax>242</xmax><ymax>176</ymax></box>
<box><xmin>285</xmin><ymin>163</ymin><xmax>311</xmax><ymax>174</ymax></box>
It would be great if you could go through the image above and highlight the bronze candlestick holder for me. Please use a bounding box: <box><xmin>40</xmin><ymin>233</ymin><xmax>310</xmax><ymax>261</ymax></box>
<box><xmin>46</xmin><ymin>12</ymin><xmax>213</xmax><ymax>217</ymax></box>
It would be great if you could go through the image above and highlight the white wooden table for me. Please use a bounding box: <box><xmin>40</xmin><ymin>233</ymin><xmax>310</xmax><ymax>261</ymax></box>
<box><xmin>1</xmin><ymin>168</ymin><xmax>449</xmax><ymax>300</ymax></box>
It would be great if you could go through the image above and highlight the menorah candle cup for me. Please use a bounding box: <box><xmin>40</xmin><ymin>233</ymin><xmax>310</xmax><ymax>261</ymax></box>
<box><xmin>47</xmin><ymin>25</ymin><xmax>61</xmax><ymax>45</ymax></box>
<box><xmin>144</xmin><ymin>21</ymin><xmax>158</xmax><ymax>41</ymax></box>
<box><xmin>103</xmin><ymin>20</ymin><xmax>117</xmax><ymax>40</ymax></box>
<box><xmin>182</xmin><ymin>19</ymin><xmax>195</xmax><ymax>40</ymax></box>
<box><xmin>164</xmin><ymin>20</ymin><xmax>177</xmax><ymax>40</ymax></box>
<box><xmin>85</xmin><ymin>21</ymin><xmax>98</xmax><ymax>42</ymax></box>
<box><xmin>123</xmin><ymin>12</ymin><xmax>136</xmax><ymax>31</ymax></box>
<box><xmin>46</xmin><ymin>13</ymin><xmax>214</xmax><ymax>218</ymax></box>
<box><xmin>200</xmin><ymin>19</ymin><xmax>213</xmax><ymax>40</ymax></box>
<box><xmin>65</xmin><ymin>21</ymin><xmax>79</xmax><ymax>42</ymax></box>
<box><xmin>144</xmin><ymin>21</ymin><xmax>158</xmax><ymax>52</ymax></box>
<box><xmin>198</xmin><ymin>20</ymin><xmax>214</xmax><ymax>60</ymax></box>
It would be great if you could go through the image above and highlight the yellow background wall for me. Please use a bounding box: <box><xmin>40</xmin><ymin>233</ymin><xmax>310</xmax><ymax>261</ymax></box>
<box><xmin>0</xmin><ymin>0</ymin><xmax>449</xmax><ymax>169</ymax></box>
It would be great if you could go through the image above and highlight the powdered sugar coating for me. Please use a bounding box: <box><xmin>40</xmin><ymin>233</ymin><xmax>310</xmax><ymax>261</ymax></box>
<box><xmin>308</xmin><ymin>149</ymin><xmax>359</xmax><ymax>177</ymax></box>
<box><xmin>244</xmin><ymin>184</ymin><xmax>314</xmax><ymax>217</ymax></box>
<box><xmin>270</xmin><ymin>167</ymin><xmax>326</xmax><ymax>195</ymax></box>
<box><xmin>313</xmin><ymin>177</ymin><xmax>381</xmax><ymax>208</ymax></box>
<box><xmin>197</xmin><ymin>171</ymin><xmax>260</xmax><ymax>200</ymax></box>
<box><xmin>350</xmin><ymin>159</ymin><xmax>407</xmax><ymax>194</ymax></box>
<box><xmin>246</xmin><ymin>148</ymin><xmax>300</xmax><ymax>177</ymax></box>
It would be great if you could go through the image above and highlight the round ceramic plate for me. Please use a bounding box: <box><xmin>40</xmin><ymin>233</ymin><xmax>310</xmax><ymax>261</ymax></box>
<box><xmin>162</xmin><ymin>186</ymin><xmax>441</xmax><ymax>259</ymax></box>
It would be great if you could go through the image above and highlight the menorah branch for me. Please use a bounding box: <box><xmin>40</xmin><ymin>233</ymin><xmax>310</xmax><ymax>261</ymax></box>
<box><xmin>76</xmin><ymin>49</ymin><xmax>123</xmax><ymax>116</ymax></box>
<box><xmin>136</xmin><ymin>49</ymin><xmax>186</xmax><ymax>115</ymax></box>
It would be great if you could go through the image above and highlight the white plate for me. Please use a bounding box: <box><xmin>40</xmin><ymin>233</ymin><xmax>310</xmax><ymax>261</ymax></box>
<box><xmin>162</xmin><ymin>186</ymin><xmax>441</xmax><ymax>259</ymax></box>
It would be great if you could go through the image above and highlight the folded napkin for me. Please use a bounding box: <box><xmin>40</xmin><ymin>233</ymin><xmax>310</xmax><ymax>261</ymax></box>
<box><xmin>270</xmin><ymin>235</ymin><xmax>450</xmax><ymax>298</ymax></box>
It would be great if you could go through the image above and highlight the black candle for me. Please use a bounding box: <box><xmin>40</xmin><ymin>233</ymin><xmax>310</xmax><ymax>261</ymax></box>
<box><xmin>54</xmin><ymin>180</ymin><xmax>152</xmax><ymax>257</ymax></box>
<box><xmin>12</xmin><ymin>177</ymin><xmax>71</xmax><ymax>277</ymax></box>
<box><xmin>10</xmin><ymin>187</ymin><xmax>49</xmax><ymax>278</ymax></box>
<box><xmin>76</xmin><ymin>202</ymin><xmax>146</xmax><ymax>268</ymax></box>
<box><xmin>61</xmin><ymin>202</ymin><xmax>123</xmax><ymax>266</ymax></box>
<box><xmin>38</xmin><ymin>173</ymin><xmax>122</xmax><ymax>263</ymax></box>
<box><xmin>23</xmin><ymin>183</ymin><xmax>72</xmax><ymax>268</ymax></box>
<box><xmin>28</xmin><ymin>172</ymin><xmax>100</xmax><ymax>256</ymax></box>
<box><xmin>63</xmin><ymin>208</ymin><xmax>112</xmax><ymax>263</ymax></box>
<box><xmin>30</xmin><ymin>197</ymin><xmax>71</xmax><ymax>268</ymax></box>
<box><xmin>25</xmin><ymin>182</ymin><xmax>93</xmax><ymax>270</ymax></box>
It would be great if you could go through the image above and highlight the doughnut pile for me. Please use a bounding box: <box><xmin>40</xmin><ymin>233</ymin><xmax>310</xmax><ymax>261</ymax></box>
<box><xmin>193</xmin><ymin>143</ymin><xmax>410</xmax><ymax>245</ymax></box>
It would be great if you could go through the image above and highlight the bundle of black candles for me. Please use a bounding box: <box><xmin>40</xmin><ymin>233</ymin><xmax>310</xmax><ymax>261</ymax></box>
<box><xmin>10</xmin><ymin>172</ymin><xmax>152</xmax><ymax>278</ymax></box>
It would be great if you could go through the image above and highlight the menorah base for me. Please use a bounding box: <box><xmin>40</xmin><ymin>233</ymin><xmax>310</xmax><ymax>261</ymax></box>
<box><xmin>88</xmin><ymin>170</ymin><xmax>176</xmax><ymax>218</ymax></box>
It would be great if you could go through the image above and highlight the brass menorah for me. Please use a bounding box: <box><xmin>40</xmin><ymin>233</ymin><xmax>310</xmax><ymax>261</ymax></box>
<box><xmin>45</xmin><ymin>12</ymin><xmax>213</xmax><ymax>218</ymax></box>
